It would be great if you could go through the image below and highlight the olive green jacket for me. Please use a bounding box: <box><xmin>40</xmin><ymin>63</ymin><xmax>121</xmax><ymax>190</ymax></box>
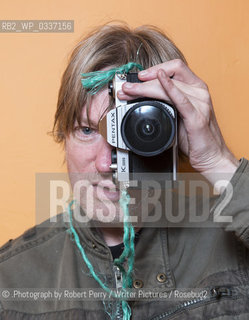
<box><xmin>0</xmin><ymin>159</ymin><xmax>249</xmax><ymax>319</ymax></box>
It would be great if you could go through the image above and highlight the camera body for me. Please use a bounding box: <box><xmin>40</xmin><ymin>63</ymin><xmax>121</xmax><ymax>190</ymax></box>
<box><xmin>99</xmin><ymin>72</ymin><xmax>178</xmax><ymax>185</ymax></box>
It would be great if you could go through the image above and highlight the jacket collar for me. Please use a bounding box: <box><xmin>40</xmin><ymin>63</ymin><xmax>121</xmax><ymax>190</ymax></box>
<box><xmin>64</xmin><ymin>211</ymin><xmax>175</xmax><ymax>290</ymax></box>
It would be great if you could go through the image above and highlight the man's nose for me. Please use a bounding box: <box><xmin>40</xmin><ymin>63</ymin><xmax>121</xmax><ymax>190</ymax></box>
<box><xmin>95</xmin><ymin>140</ymin><xmax>114</xmax><ymax>173</ymax></box>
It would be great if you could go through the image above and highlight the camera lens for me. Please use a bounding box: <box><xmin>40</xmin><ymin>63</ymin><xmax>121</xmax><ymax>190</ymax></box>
<box><xmin>121</xmin><ymin>101</ymin><xmax>175</xmax><ymax>157</ymax></box>
<box><xmin>137</xmin><ymin>118</ymin><xmax>158</xmax><ymax>140</ymax></box>
<box><xmin>143</xmin><ymin>123</ymin><xmax>153</xmax><ymax>134</ymax></box>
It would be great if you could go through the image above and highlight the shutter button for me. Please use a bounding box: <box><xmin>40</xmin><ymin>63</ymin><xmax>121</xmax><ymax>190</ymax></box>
<box><xmin>157</xmin><ymin>273</ymin><xmax>167</xmax><ymax>283</ymax></box>
<box><xmin>133</xmin><ymin>279</ymin><xmax>143</xmax><ymax>289</ymax></box>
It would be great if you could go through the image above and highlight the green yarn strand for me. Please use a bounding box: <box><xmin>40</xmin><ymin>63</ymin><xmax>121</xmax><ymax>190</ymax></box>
<box><xmin>77</xmin><ymin>62</ymin><xmax>140</xmax><ymax>320</ymax></box>
<box><xmin>114</xmin><ymin>190</ymin><xmax>135</xmax><ymax>289</ymax></box>
<box><xmin>67</xmin><ymin>200</ymin><xmax>112</xmax><ymax>294</ymax></box>
<box><xmin>67</xmin><ymin>191</ymin><xmax>134</xmax><ymax>320</ymax></box>
<box><xmin>122</xmin><ymin>300</ymin><xmax>132</xmax><ymax>320</ymax></box>
<box><xmin>81</xmin><ymin>62</ymin><xmax>143</xmax><ymax>95</ymax></box>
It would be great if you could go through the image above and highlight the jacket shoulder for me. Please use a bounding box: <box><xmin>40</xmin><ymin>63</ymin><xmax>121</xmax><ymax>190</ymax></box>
<box><xmin>0</xmin><ymin>213</ymin><xmax>67</xmax><ymax>265</ymax></box>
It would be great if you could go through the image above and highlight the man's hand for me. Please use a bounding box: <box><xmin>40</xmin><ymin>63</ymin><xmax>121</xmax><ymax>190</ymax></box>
<box><xmin>117</xmin><ymin>59</ymin><xmax>240</xmax><ymax>185</ymax></box>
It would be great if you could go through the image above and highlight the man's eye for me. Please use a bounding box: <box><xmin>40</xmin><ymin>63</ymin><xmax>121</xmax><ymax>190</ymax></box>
<box><xmin>74</xmin><ymin>126</ymin><xmax>98</xmax><ymax>141</ymax></box>
<box><xmin>81</xmin><ymin>127</ymin><xmax>93</xmax><ymax>135</ymax></box>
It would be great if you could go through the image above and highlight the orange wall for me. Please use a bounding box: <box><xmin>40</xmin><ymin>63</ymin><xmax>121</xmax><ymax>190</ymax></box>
<box><xmin>1</xmin><ymin>0</ymin><xmax>249</xmax><ymax>245</ymax></box>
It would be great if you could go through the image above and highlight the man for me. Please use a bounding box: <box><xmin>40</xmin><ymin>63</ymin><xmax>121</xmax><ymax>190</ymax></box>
<box><xmin>0</xmin><ymin>23</ymin><xmax>249</xmax><ymax>319</ymax></box>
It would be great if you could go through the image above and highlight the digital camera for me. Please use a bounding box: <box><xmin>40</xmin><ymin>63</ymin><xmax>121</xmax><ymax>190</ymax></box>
<box><xmin>99</xmin><ymin>72</ymin><xmax>178</xmax><ymax>186</ymax></box>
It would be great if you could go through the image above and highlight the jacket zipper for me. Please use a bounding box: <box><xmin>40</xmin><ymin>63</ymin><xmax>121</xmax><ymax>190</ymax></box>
<box><xmin>150</xmin><ymin>286</ymin><xmax>233</xmax><ymax>320</ymax></box>
<box><xmin>114</xmin><ymin>265</ymin><xmax>123</xmax><ymax>320</ymax></box>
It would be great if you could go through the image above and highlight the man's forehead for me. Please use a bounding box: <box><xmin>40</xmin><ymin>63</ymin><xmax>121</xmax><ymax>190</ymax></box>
<box><xmin>81</xmin><ymin>89</ymin><xmax>110</xmax><ymax>125</ymax></box>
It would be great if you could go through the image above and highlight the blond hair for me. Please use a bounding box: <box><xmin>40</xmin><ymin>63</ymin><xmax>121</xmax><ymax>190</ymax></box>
<box><xmin>53</xmin><ymin>23</ymin><xmax>187</xmax><ymax>143</ymax></box>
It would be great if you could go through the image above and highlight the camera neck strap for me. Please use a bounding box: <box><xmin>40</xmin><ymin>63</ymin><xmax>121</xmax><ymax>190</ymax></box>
<box><xmin>67</xmin><ymin>189</ymin><xmax>134</xmax><ymax>320</ymax></box>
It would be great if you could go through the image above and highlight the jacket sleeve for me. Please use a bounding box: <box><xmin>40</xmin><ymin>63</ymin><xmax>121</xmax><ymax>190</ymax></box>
<box><xmin>211</xmin><ymin>158</ymin><xmax>249</xmax><ymax>248</ymax></box>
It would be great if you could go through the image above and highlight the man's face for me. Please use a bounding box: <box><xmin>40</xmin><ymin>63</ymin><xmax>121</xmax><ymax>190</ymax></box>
<box><xmin>65</xmin><ymin>89</ymin><xmax>124</xmax><ymax>223</ymax></box>
<box><xmin>66</xmin><ymin>87</ymin><xmax>155</xmax><ymax>226</ymax></box>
